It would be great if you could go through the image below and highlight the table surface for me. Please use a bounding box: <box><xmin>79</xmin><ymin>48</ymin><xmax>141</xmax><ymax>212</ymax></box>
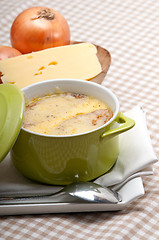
<box><xmin>0</xmin><ymin>0</ymin><xmax>159</xmax><ymax>239</ymax></box>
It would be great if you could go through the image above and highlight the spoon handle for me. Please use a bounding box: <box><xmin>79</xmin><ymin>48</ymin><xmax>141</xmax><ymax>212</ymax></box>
<box><xmin>0</xmin><ymin>191</ymin><xmax>65</xmax><ymax>205</ymax></box>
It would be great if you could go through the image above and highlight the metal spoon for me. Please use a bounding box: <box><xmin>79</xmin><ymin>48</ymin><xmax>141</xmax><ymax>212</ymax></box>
<box><xmin>0</xmin><ymin>182</ymin><xmax>121</xmax><ymax>205</ymax></box>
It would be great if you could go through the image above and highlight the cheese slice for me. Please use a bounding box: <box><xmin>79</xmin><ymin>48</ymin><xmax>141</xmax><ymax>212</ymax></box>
<box><xmin>0</xmin><ymin>43</ymin><xmax>102</xmax><ymax>89</ymax></box>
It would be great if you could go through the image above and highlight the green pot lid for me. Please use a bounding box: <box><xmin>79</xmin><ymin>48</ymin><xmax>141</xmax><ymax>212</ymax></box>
<box><xmin>0</xmin><ymin>83</ymin><xmax>25</xmax><ymax>163</ymax></box>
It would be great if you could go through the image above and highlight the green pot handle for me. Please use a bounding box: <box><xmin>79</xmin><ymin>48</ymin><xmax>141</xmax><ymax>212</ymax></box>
<box><xmin>101</xmin><ymin>112</ymin><xmax>135</xmax><ymax>139</ymax></box>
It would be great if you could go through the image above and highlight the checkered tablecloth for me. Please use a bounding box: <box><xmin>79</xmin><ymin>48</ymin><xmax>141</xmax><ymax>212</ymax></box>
<box><xmin>0</xmin><ymin>0</ymin><xmax>159</xmax><ymax>239</ymax></box>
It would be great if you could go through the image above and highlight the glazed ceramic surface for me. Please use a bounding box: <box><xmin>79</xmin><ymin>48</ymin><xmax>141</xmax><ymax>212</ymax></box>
<box><xmin>0</xmin><ymin>83</ymin><xmax>24</xmax><ymax>162</ymax></box>
<box><xmin>11</xmin><ymin>79</ymin><xmax>135</xmax><ymax>185</ymax></box>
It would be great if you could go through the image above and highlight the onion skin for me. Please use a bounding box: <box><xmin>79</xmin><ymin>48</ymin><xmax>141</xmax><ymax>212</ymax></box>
<box><xmin>0</xmin><ymin>46</ymin><xmax>22</xmax><ymax>60</ymax></box>
<box><xmin>10</xmin><ymin>7</ymin><xmax>70</xmax><ymax>54</ymax></box>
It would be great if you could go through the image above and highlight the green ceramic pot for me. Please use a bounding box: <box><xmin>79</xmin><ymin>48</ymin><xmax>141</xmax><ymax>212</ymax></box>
<box><xmin>11</xmin><ymin>79</ymin><xmax>135</xmax><ymax>185</ymax></box>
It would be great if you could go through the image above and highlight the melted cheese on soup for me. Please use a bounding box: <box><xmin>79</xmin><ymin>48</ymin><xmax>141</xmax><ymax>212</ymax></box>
<box><xmin>23</xmin><ymin>92</ymin><xmax>113</xmax><ymax>135</ymax></box>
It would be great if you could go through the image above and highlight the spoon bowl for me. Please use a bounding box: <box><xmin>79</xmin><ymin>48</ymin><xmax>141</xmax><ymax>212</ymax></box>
<box><xmin>65</xmin><ymin>182</ymin><xmax>121</xmax><ymax>203</ymax></box>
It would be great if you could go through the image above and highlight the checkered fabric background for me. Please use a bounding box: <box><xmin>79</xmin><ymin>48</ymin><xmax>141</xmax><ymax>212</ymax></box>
<box><xmin>0</xmin><ymin>0</ymin><xmax>159</xmax><ymax>239</ymax></box>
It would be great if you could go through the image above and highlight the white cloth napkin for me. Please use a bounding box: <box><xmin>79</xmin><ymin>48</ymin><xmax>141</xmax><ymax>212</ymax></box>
<box><xmin>0</xmin><ymin>105</ymin><xmax>158</xmax><ymax>198</ymax></box>
<box><xmin>95</xmin><ymin>105</ymin><xmax>158</xmax><ymax>189</ymax></box>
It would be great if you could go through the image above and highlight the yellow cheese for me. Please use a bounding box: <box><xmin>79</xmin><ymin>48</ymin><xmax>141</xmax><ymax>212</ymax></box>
<box><xmin>0</xmin><ymin>43</ymin><xmax>102</xmax><ymax>89</ymax></box>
